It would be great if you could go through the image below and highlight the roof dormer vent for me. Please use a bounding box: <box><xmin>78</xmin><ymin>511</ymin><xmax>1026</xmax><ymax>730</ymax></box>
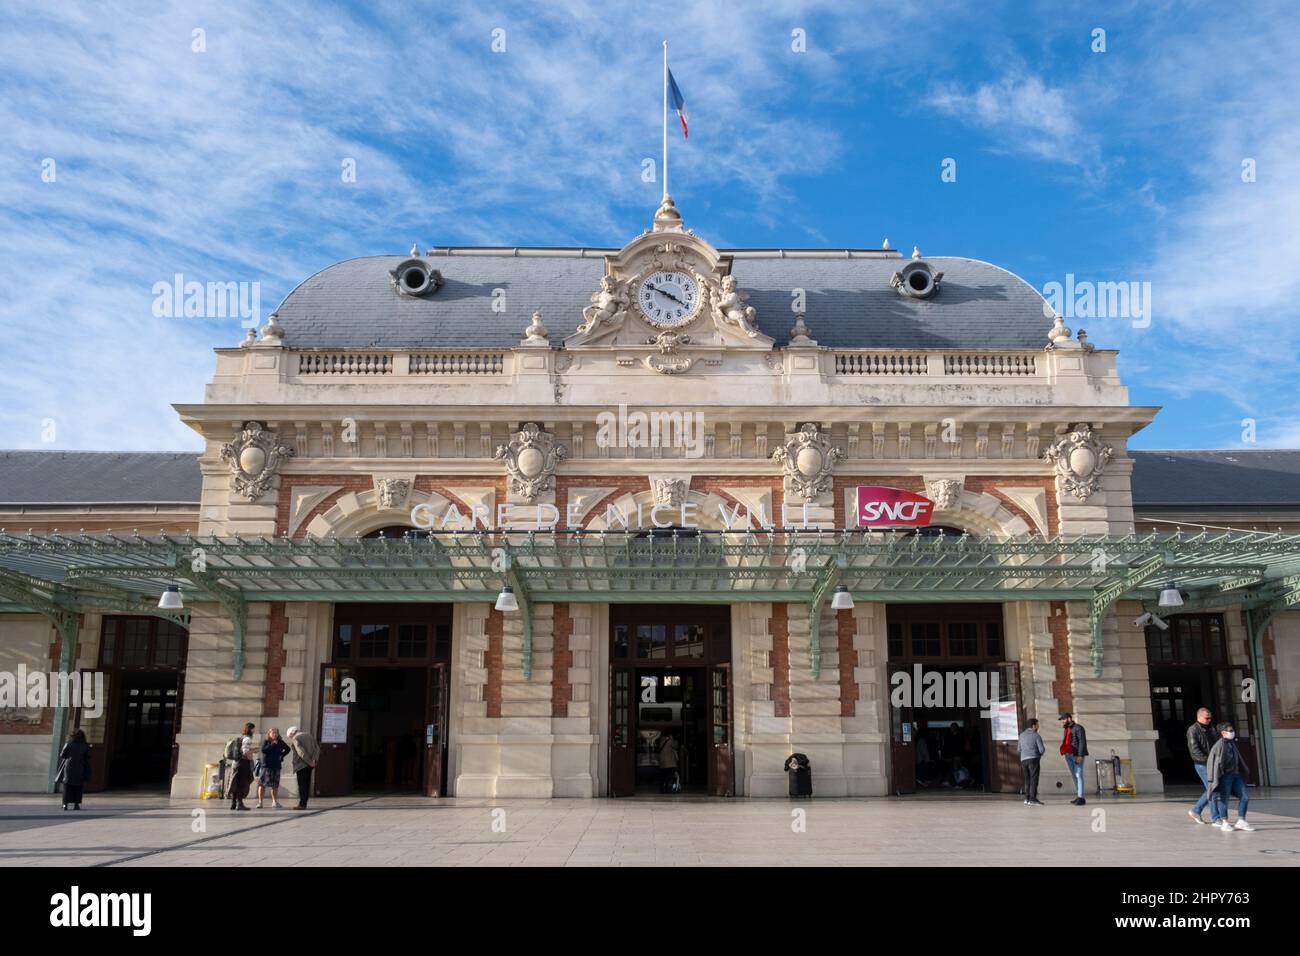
<box><xmin>890</xmin><ymin>258</ymin><xmax>943</xmax><ymax>299</ymax></box>
<box><xmin>390</xmin><ymin>258</ymin><xmax>443</xmax><ymax>297</ymax></box>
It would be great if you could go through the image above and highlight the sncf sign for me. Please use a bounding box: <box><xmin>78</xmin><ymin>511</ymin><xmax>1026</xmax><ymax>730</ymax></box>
<box><xmin>855</xmin><ymin>486</ymin><xmax>935</xmax><ymax>527</ymax></box>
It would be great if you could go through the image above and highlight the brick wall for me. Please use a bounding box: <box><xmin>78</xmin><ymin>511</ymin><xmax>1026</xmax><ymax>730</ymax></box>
<box><xmin>770</xmin><ymin>603</ymin><xmax>790</xmax><ymax>718</ymax></box>
<box><xmin>485</xmin><ymin>608</ymin><xmax>504</xmax><ymax>718</ymax></box>
<box><xmin>552</xmin><ymin>603</ymin><xmax>572</xmax><ymax>718</ymax></box>
<box><xmin>1049</xmin><ymin>601</ymin><xmax>1072</xmax><ymax>713</ymax></box>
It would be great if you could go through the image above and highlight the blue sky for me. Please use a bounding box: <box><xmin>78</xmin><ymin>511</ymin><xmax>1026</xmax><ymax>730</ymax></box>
<box><xmin>1</xmin><ymin>0</ymin><xmax>1297</xmax><ymax>451</ymax></box>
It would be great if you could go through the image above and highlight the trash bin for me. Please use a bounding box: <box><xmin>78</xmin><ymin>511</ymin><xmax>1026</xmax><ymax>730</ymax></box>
<box><xmin>784</xmin><ymin>753</ymin><xmax>812</xmax><ymax>797</ymax></box>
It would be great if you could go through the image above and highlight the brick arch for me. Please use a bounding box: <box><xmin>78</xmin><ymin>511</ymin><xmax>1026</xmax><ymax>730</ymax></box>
<box><xmin>304</xmin><ymin>487</ymin><xmax>463</xmax><ymax>538</ymax></box>
<box><xmin>583</xmin><ymin>487</ymin><xmax>742</xmax><ymax>530</ymax></box>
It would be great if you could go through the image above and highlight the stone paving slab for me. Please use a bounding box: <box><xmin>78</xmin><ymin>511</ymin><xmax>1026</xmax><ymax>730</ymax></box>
<box><xmin>0</xmin><ymin>790</ymin><xmax>1297</xmax><ymax>867</ymax></box>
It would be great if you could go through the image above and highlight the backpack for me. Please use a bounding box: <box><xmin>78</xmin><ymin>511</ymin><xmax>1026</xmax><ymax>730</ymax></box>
<box><xmin>224</xmin><ymin>736</ymin><xmax>243</xmax><ymax>761</ymax></box>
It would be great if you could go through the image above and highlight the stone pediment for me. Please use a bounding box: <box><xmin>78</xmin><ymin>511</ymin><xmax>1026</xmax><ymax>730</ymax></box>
<box><xmin>564</xmin><ymin>197</ymin><xmax>775</xmax><ymax>364</ymax></box>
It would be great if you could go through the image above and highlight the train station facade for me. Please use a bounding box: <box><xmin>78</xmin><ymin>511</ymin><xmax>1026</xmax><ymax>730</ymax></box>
<box><xmin>3</xmin><ymin>198</ymin><xmax>1299</xmax><ymax>800</ymax></box>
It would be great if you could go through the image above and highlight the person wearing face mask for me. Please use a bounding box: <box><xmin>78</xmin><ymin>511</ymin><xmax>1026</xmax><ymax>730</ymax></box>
<box><xmin>1205</xmin><ymin>722</ymin><xmax>1254</xmax><ymax>832</ymax></box>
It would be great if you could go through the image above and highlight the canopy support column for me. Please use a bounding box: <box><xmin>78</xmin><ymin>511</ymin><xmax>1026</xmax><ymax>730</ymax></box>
<box><xmin>807</xmin><ymin>561</ymin><xmax>842</xmax><ymax>680</ymax></box>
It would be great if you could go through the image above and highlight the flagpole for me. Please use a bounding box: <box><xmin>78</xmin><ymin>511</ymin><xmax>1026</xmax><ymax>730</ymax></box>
<box><xmin>662</xmin><ymin>39</ymin><xmax>669</xmax><ymax>199</ymax></box>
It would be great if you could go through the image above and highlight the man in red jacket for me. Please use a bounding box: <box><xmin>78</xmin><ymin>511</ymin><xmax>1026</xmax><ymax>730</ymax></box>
<box><xmin>1058</xmin><ymin>713</ymin><xmax>1089</xmax><ymax>805</ymax></box>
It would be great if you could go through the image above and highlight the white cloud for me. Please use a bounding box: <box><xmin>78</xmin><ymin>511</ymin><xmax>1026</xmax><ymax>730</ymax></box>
<box><xmin>928</xmin><ymin>70</ymin><xmax>1102</xmax><ymax>171</ymax></box>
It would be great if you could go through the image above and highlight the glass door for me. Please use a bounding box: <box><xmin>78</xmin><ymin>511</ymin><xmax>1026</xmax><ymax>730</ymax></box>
<box><xmin>424</xmin><ymin>663</ymin><xmax>448</xmax><ymax>796</ymax></box>
<box><xmin>708</xmin><ymin>663</ymin><xmax>734</xmax><ymax>796</ymax></box>
<box><xmin>609</xmin><ymin>667</ymin><xmax>635</xmax><ymax>796</ymax></box>
<box><xmin>316</xmin><ymin>664</ymin><xmax>354</xmax><ymax>796</ymax></box>
<box><xmin>983</xmin><ymin>662</ymin><xmax>1023</xmax><ymax>793</ymax></box>
<box><xmin>891</xmin><ymin>702</ymin><xmax>917</xmax><ymax>794</ymax></box>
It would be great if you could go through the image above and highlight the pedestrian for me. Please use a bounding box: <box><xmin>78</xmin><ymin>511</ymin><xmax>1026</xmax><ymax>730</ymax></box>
<box><xmin>1018</xmin><ymin>718</ymin><xmax>1045</xmax><ymax>805</ymax></box>
<box><xmin>286</xmin><ymin>725</ymin><xmax>320</xmax><ymax>810</ymax></box>
<box><xmin>1058</xmin><ymin>712</ymin><xmax>1089</xmax><ymax>805</ymax></box>
<box><xmin>1185</xmin><ymin>707</ymin><xmax>1215</xmax><ymax>825</ymax></box>
<box><xmin>56</xmin><ymin>727</ymin><xmax>92</xmax><ymax>811</ymax></box>
<box><xmin>225</xmin><ymin>721</ymin><xmax>255</xmax><ymax>811</ymax></box>
<box><xmin>1205</xmin><ymin>721</ymin><xmax>1254</xmax><ymax>832</ymax></box>
<box><xmin>657</xmin><ymin>732</ymin><xmax>680</xmax><ymax>793</ymax></box>
<box><xmin>257</xmin><ymin>728</ymin><xmax>291</xmax><ymax>809</ymax></box>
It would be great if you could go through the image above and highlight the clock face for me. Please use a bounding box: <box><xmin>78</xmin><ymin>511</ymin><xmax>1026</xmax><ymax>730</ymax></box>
<box><xmin>636</xmin><ymin>271</ymin><xmax>701</xmax><ymax>328</ymax></box>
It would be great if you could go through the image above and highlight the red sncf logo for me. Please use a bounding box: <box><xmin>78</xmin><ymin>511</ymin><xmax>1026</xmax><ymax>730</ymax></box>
<box><xmin>855</xmin><ymin>486</ymin><xmax>935</xmax><ymax>527</ymax></box>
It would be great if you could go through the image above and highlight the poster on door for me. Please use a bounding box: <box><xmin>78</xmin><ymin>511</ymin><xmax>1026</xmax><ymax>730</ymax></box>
<box><xmin>991</xmin><ymin>701</ymin><xmax>1019</xmax><ymax>741</ymax></box>
<box><xmin>322</xmin><ymin>703</ymin><xmax>349</xmax><ymax>743</ymax></box>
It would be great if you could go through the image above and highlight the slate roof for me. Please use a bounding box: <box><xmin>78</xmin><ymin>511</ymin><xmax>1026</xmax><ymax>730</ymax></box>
<box><xmin>1130</xmin><ymin>450</ymin><xmax>1300</xmax><ymax>509</ymax></box>
<box><xmin>272</xmin><ymin>252</ymin><xmax>1057</xmax><ymax>350</ymax></box>
<box><xmin>0</xmin><ymin>452</ymin><xmax>202</xmax><ymax>506</ymax></box>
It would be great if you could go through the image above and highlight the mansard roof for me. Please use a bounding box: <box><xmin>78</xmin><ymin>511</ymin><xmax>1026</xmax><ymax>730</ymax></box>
<box><xmin>1130</xmin><ymin>450</ymin><xmax>1300</xmax><ymax>509</ymax></box>
<box><xmin>0</xmin><ymin>452</ymin><xmax>201</xmax><ymax>506</ymax></box>
<box><xmin>271</xmin><ymin>249</ymin><xmax>1058</xmax><ymax>351</ymax></box>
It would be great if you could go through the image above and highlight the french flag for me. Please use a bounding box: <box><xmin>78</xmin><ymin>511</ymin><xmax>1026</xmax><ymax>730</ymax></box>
<box><xmin>668</xmin><ymin>67</ymin><xmax>689</xmax><ymax>138</ymax></box>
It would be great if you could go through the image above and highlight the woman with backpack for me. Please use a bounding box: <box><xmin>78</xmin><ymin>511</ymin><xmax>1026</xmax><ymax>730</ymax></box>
<box><xmin>256</xmin><ymin>728</ymin><xmax>292</xmax><ymax>809</ymax></box>
<box><xmin>56</xmin><ymin>728</ymin><xmax>92</xmax><ymax>810</ymax></box>
<box><xmin>226</xmin><ymin>722</ymin><xmax>256</xmax><ymax>811</ymax></box>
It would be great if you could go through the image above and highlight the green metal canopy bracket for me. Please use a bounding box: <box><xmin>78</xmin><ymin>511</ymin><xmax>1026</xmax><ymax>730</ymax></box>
<box><xmin>45</xmin><ymin>612</ymin><xmax>80</xmax><ymax>791</ymax></box>
<box><xmin>807</xmin><ymin>560</ymin><xmax>842</xmax><ymax>680</ymax></box>
<box><xmin>506</xmin><ymin>564</ymin><xmax>535</xmax><ymax>680</ymax></box>
<box><xmin>190</xmin><ymin>576</ymin><xmax>248</xmax><ymax>681</ymax></box>
<box><xmin>1089</xmin><ymin>553</ymin><xmax>1166</xmax><ymax>677</ymax></box>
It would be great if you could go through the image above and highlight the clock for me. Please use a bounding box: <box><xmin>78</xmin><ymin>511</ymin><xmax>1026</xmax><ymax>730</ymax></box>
<box><xmin>636</xmin><ymin>271</ymin><xmax>701</xmax><ymax>328</ymax></box>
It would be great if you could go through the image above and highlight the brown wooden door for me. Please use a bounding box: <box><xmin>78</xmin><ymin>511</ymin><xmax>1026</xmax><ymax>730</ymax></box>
<box><xmin>708</xmin><ymin>663</ymin><xmax>734</xmax><ymax>796</ymax></box>
<box><xmin>610</xmin><ymin>666</ymin><xmax>635</xmax><ymax>796</ymax></box>
<box><xmin>984</xmin><ymin>662</ymin><xmax>1023</xmax><ymax>793</ymax></box>
<box><xmin>891</xmin><ymin>703</ymin><xmax>917</xmax><ymax>794</ymax></box>
<box><xmin>424</xmin><ymin>663</ymin><xmax>448</xmax><ymax>796</ymax></box>
<box><xmin>316</xmin><ymin>664</ymin><xmax>353</xmax><ymax>796</ymax></box>
<box><xmin>73</xmin><ymin>668</ymin><xmax>111</xmax><ymax>793</ymax></box>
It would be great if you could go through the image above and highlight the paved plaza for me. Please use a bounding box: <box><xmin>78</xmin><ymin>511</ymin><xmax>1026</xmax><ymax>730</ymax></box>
<box><xmin>1</xmin><ymin>787</ymin><xmax>1298</xmax><ymax>867</ymax></box>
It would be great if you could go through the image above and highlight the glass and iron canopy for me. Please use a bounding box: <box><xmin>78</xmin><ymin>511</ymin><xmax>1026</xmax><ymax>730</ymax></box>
<box><xmin>2</xmin><ymin>528</ymin><xmax>1299</xmax><ymax>679</ymax></box>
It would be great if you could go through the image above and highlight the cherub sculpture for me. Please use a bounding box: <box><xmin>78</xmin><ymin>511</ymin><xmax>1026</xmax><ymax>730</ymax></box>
<box><xmin>713</xmin><ymin>274</ymin><xmax>759</xmax><ymax>337</ymax></box>
<box><xmin>579</xmin><ymin>275</ymin><xmax>629</xmax><ymax>333</ymax></box>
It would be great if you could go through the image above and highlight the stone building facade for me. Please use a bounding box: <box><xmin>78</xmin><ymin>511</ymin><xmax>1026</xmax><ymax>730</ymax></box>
<box><xmin>2</xmin><ymin>199</ymin><xmax>1297</xmax><ymax>797</ymax></box>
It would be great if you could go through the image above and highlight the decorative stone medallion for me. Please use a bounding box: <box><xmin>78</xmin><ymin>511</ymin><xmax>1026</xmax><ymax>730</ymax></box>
<box><xmin>495</xmin><ymin>423</ymin><xmax>567</xmax><ymax>501</ymax></box>
<box><xmin>772</xmin><ymin>423</ymin><xmax>845</xmax><ymax>500</ymax></box>
<box><xmin>220</xmin><ymin>421</ymin><xmax>294</xmax><ymax>501</ymax></box>
<box><xmin>1043</xmin><ymin>423</ymin><xmax>1113</xmax><ymax>502</ymax></box>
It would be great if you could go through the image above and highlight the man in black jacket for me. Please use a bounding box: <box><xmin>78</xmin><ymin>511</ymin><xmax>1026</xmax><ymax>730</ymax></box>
<box><xmin>1185</xmin><ymin>707</ymin><xmax>1215</xmax><ymax>824</ymax></box>
<box><xmin>1058</xmin><ymin>713</ymin><xmax>1089</xmax><ymax>805</ymax></box>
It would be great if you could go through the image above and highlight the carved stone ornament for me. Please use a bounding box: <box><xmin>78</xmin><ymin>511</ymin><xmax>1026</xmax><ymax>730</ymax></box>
<box><xmin>376</xmin><ymin>478</ymin><xmax>411</xmax><ymax>509</ymax></box>
<box><xmin>710</xmin><ymin>274</ymin><xmax>761</xmax><ymax>338</ymax></box>
<box><xmin>772</xmin><ymin>423</ymin><xmax>845</xmax><ymax>500</ymax></box>
<box><xmin>644</xmin><ymin>330</ymin><xmax>694</xmax><ymax>374</ymax></box>
<box><xmin>652</xmin><ymin>477</ymin><xmax>688</xmax><ymax>507</ymax></box>
<box><xmin>1043</xmin><ymin>423</ymin><xmax>1113</xmax><ymax>502</ymax></box>
<box><xmin>927</xmin><ymin>478</ymin><xmax>964</xmax><ymax>511</ymax></box>
<box><xmin>220</xmin><ymin>421</ymin><xmax>295</xmax><ymax>501</ymax></box>
<box><xmin>578</xmin><ymin>274</ymin><xmax>630</xmax><ymax>336</ymax></box>
<box><xmin>494</xmin><ymin>423</ymin><xmax>567</xmax><ymax>501</ymax></box>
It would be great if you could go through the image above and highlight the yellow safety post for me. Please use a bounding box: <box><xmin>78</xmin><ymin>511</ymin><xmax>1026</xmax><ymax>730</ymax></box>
<box><xmin>200</xmin><ymin>762</ymin><xmax>223</xmax><ymax>800</ymax></box>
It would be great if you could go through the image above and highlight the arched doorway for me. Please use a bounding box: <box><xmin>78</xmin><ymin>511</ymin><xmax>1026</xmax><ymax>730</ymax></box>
<box><xmin>608</xmin><ymin>603</ymin><xmax>733</xmax><ymax>797</ymax></box>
